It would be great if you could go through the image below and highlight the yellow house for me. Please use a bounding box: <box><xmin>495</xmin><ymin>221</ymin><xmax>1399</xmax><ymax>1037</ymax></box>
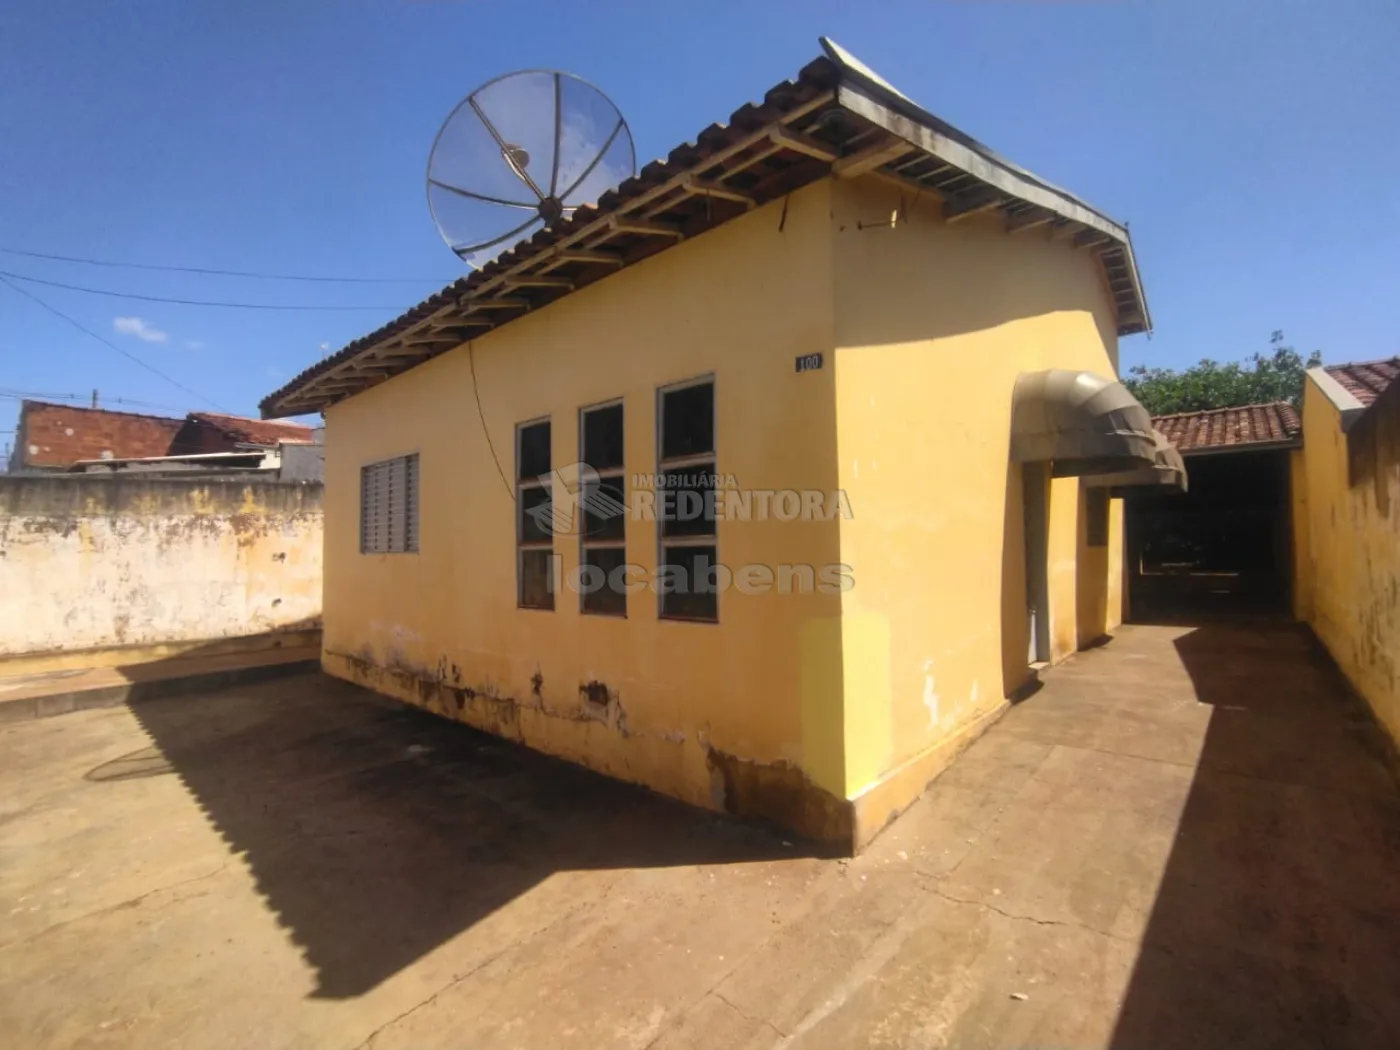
<box><xmin>261</xmin><ymin>39</ymin><xmax>1158</xmax><ymax>851</ymax></box>
<box><xmin>1294</xmin><ymin>358</ymin><xmax>1400</xmax><ymax>743</ymax></box>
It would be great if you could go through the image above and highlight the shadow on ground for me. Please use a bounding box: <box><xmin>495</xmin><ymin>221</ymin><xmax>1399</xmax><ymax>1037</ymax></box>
<box><xmin>118</xmin><ymin>669</ymin><xmax>808</xmax><ymax>1000</ymax></box>
<box><xmin>1110</xmin><ymin>621</ymin><xmax>1400</xmax><ymax>1048</ymax></box>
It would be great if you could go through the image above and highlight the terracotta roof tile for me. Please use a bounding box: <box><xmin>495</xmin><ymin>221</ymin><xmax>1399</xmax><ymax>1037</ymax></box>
<box><xmin>186</xmin><ymin>412</ymin><xmax>314</xmax><ymax>447</ymax></box>
<box><xmin>1153</xmin><ymin>402</ymin><xmax>1301</xmax><ymax>454</ymax></box>
<box><xmin>259</xmin><ymin>40</ymin><xmax>1152</xmax><ymax>418</ymax></box>
<box><xmin>14</xmin><ymin>401</ymin><xmax>186</xmax><ymax>469</ymax></box>
<box><xmin>1323</xmin><ymin>358</ymin><xmax>1399</xmax><ymax>407</ymax></box>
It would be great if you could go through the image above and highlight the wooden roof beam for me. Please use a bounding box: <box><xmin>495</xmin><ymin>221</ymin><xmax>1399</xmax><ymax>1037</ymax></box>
<box><xmin>504</xmin><ymin>275</ymin><xmax>574</xmax><ymax>289</ymax></box>
<box><xmin>768</xmin><ymin>126</ymin><xmax>839</xmax><ymax>162</ymax></box>
<box><xmin>461</xmin><ymin>296</ymin><xmax>530</xmax><ymax>312</ymax></box>
<box><xmin>944</xmin><ymin>188</ymin><xmax>1005</xmax><ymax>223</ymax></box>
<box><xmin>607</xmin><ymin>216</ymin><xmax>684</xmax><ymax>239</ymax></box>
<box><xmin>1006</xmin><ymin>209</ymin><xmax>1054</xmax><ymax>234</ymax></box>
<box><xmin>681</xmin><ymin>176</ymin><xmax>756</xmax><ymax>208</ymax></box>
<box><xmin>718</xmin><ymin>141</ymin><xmax>785</xmax><ymax>179</ymax></box>
<box><xmin>832</xmin><ymin>136</ymin><xmax>913</xmax><ymax>179</ymax></box>
<box><xmin>555</xmin><ymin>249</ymin><xmax>625</xmax><ymax>267</ymax></box>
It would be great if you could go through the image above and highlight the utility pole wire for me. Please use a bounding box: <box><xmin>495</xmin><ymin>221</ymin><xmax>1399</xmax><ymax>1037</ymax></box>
<box><xmin>0</xmin><ymin>246</ymin><xmax>454</xmax><ymax>285</ymax></box>
<box><xmin>0</xmin><ymin>269</ymin><xmax>409</xmax><ymax>311</ymax></box>
<box><xmin>0</xmin><ymin>388</ymin><xmax>185</xmax><ymax>413</ymax></box>
<box><xmin>0</xmin><ymin>275</ymin><xmax>227</xmax><ymax>412</ymax></box>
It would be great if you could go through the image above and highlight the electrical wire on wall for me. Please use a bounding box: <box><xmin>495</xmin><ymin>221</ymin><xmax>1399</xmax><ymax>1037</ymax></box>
<box><xmin>466</xmin><ymin>340</ymin><xmax>515</xmax><ymax>502</ymax></box>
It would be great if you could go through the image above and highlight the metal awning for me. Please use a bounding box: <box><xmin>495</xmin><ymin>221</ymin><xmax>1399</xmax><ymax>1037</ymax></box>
<box><xmin>1010</xmin><ymin>370</ymin><xmax>1157</xmax><ymax>477</ymax></box>
<box><xmin>1084</xmin><ymin>430</ymin><xmax>1188</xmax><ymax>494</ymax></box>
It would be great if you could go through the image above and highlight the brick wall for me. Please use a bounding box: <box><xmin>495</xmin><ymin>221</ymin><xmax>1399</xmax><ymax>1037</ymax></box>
<box><xmin>15</xmin><ymin>402</ymin><xmax>185</xmax><ymax>469</ymax></box>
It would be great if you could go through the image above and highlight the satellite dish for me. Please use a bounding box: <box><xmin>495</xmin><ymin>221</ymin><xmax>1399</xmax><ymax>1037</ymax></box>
<box><xmin>426</xmin><ymin>70</ymin><xmax>636</xmax><ymax>268</ymax></box>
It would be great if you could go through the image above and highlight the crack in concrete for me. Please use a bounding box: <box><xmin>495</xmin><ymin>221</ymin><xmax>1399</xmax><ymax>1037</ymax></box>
<box><xmin>0</xmin><ymin>861</ymin><xmax>230</xmax><ymax>951</ymax></box>
<box><xmin>918</xmin><ymin>878</ymin><xmax>1134</xmax><ymax>944</ymax></box>
<box><xmin>350</xmin><ymin>876</ymin><xmax>630</xmax><ymax>1050</ymax></box>
<box><xmin>711</xmin><ymin>990</ymin><xmax>788</xmax><ymax>1039</ymax></box>
<box><xmin>937</xmin><ymin>745</ymin><xmax>1055</xmax><ymax>882</ymax></box>
<box><xmin>638</xmin><ymin>868</ymin><xmax>852</xmax><ymax>1050</ymax></box>
<box><xmin>350</xmin><ymin>943</ymin><xmax>517</xmax><ymax>1050</ymax></box>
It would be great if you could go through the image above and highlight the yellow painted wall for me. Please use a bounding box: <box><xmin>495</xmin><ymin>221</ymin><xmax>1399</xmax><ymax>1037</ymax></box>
<box><xmin>1297</xmin><ymin>380</ymin><xmax>1400</xmax><ymax>742</ymax></box>
<box><xmin>322</xmin><ymin>181</ymin><xmax>847</xmax><ymax>811</ymax></box>
<box><xmin>828</xmin><ymin>177</ymin><xmax>1125</xmax><ymax>799</ymax></box>
<box><xmin>322</xmin><ymin>172</ymin><xmax>1135</xmax><ymax>838</ymax></box>
<box><xmin>0</xmin><ymin>476</ymin><xmax>322</xmax><ymax>656</ymax></box>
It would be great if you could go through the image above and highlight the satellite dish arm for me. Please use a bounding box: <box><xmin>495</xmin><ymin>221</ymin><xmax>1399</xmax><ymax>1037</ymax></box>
<box><xmin>468</xmin><ymin>96</ymin><xmax>545</xmax><ymax>201</ymax></box>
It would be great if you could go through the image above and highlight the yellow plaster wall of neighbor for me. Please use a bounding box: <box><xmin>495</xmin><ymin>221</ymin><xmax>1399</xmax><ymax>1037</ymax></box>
<box><xmin>0</xmin><ymin>477</ymin><xmax>322</xmax><ymax>658</ymax></box>
<box><xmin>322</xmin><ymin>181</ymin><xmax>848</xmax><ymax>820</ymax></box>
<box><xmin>1297</xmin><ymin>379</ymin><xmax>1400</xmax><ymax>744</ymax></box>
<box><xmin>828</xmin><ymin>176</ymin><xmax>1124</xmax><ymax>819</ymax></box>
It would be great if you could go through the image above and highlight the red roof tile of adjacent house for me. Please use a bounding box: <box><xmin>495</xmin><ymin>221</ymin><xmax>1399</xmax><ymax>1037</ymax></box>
<box><xmin>14</xmin><ymin>401</ymin><xmax>187</xmax><ymax>470</ymax></box>
<box><xmin>1323</xmin><ymin>358</ymin><xmax>1399</xmax><ymax>407</ymax></box>
<box><xmin>186</xmin><ymin>412</ymin><xmax>314</xmax><ymax>447</ymax></box>
<box><xmin>1153</xmin><ymin>402</ymin><xmax>1301</xmax><ymax>454</ymax></box>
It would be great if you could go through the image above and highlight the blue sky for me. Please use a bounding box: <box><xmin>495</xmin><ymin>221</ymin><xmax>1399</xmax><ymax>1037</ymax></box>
<box><xmin>2</xmin><ymin>1</ymin><xmax>1396</xmax><ymax>441</ymax></box>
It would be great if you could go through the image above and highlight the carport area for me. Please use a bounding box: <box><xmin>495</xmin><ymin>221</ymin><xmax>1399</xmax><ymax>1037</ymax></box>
<box><xmin>1127</xmin><ymin>403</ymin><xmax>1302</xmax><ymax>620</ymax></box>
<box><xmin>3</xmin><ymin>621</ymin><xmax>1399</xmax><ymax>1049</ymax></box>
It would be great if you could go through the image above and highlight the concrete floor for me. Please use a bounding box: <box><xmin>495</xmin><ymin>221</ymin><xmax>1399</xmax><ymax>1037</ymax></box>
<box><xmin>2</xmin><ymin>622</ymin><xmax>1398</xmax><ymax>1049</ymax></box>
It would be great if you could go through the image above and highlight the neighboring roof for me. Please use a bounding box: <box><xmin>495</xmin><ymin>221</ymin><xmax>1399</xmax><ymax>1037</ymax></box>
<box><xmin>70</xmin><ymin>450</ymin><xmax>272</xmax><ymax>471</ymax></box>
<box><xmin>261</xmin><ymin>37</ymin><xmax>1151</xmax><ymax>418</ymax></box>
<box><xmin>1153</xmin><ymin>402</ymin><xmax>1301</xmax><ymax>454</ymax></box>
<box><xmin>13</xmin><ymin>400</ymin><xmax>186</xmax><ymax>470</ymax></box>
<box><xmin>187</xmin><ymin>411</ymin><xmax>314</xmax><ymax>447</ymax></box>
<box><xmin>1323</xmin><ymin>358</ymin><xmax>1399</xmax><ymax>408</ymax></box>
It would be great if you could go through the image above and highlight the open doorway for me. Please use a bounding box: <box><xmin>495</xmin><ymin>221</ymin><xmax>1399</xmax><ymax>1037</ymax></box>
<box><xmin>1022</xmin><ymin>462</ymin><xmax>1051</xmax><ymax>663</ymax></box>
<box><xmin>1126</xmin><ymin>448</ymin><xmax>1293</xmax><ymax>620</ymax></box>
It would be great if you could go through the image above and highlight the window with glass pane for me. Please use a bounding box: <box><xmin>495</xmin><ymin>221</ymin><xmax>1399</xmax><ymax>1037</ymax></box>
<box><xmin>657</xmin><ymin>378</ymin><xmax>717</xmax><ymax>622</ymax></box>
<box><xmin>580</xmin><ymin>401</ymin><xmax>627</xmax><ymax>616</ymax></box>
<box><xmin>517</xmin><ymin>419</ymin><xmax>553</xmax><ymax>609</ymax></box>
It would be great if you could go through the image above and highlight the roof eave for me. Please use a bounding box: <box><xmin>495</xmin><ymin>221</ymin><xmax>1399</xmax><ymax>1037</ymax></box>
<box><xmin>1177</xmin><ymin>437</ymin><xmax>1302</xmax><ymax>458</ymax></box>
<box><xmin>261</xmin><ymin>40</ymin><xmax>1152</xmax><ymax>419</ymax></box>
<box><xmin>823</xmin><ymin>41</ymin><xmax>1150</xmax><ymax>336</ymax></box>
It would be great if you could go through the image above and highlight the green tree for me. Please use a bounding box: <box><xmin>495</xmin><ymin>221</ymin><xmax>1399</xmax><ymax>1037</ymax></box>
<box><xmin>1123</xmin><ymin>332</ymin><xmax>1322</xmax><ymax>415</ymax></box>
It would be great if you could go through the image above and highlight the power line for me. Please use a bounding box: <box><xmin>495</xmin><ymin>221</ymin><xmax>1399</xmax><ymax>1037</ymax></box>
<box><xmin>0</xmin><ymin>275</ymin><xmax>227</xmax><ymax>411</ymax></box>
<box><xmin>0</xmin><ymin>246</ymin><xmax>454</xmax><ymax>285</ymax></box>
<box><xmin>0</xmin><ymin>389</ymin><xmax>188</xmax><ymax>413</ymax></box>
<box><xmin>0</xmin><ymin>269</ymin><xmax>409</xmax><ymax>311</ymax></box>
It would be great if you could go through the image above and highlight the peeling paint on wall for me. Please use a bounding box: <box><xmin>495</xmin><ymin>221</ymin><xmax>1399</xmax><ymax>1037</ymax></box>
<box><xmin>1300</xmin><ymin>378</ymin><xmax>1400</xmax><ymax>744</ymax></box>
<box><xmin>0</xmin><ymin>476</ymin><xmax>322</xmax><ymax>657</ymax></box>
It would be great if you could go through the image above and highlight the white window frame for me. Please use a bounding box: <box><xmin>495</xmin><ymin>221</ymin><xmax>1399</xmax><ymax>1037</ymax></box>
<box><xmin>359</xmin><ymin>452</ymin><xmax>419</xmax><ymax>554</ymax></box>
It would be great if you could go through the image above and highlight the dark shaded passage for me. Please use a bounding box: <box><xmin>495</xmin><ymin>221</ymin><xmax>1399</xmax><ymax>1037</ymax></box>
<box><xmin>1126</xmin><ymin>449</ymin><xmax>1294</xmax><ymax>621</ymax></box>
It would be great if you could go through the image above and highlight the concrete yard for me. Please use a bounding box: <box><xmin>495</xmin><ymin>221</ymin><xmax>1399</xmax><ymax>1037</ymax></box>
<box><xmin>2</xmin><ymin>622</ymin><xmax>1398</xmax><ymax>1049</ymax></box>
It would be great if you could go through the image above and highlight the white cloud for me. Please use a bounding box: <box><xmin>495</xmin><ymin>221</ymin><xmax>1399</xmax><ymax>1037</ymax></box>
<box><xmin>318</xmin><ymin>342</ymin><xmax>330</xmax><ymax>352</ymax></box>
<box><xmin>186</xmin><ymin>339</ymin><xmax>204</xmax><ymax>351</ymax></box>
<box><xmin>113</xmin><ymin>316</ymin><xmax>168</xmax><ymax>343</ymax></box>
